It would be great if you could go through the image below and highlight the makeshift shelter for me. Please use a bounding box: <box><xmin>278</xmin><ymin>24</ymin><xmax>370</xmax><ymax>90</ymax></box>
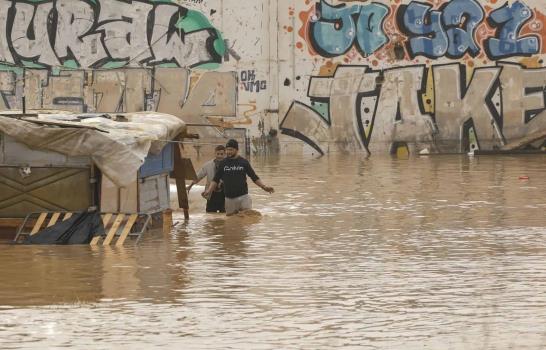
<box><xmin>0</xmin><ymin>111</ymin><xmax>196</xmax><ymax>244</ymax></box>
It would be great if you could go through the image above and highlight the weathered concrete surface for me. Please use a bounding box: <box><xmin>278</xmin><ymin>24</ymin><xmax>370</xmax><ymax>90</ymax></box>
<box><xmin>0</xmin><ymin>0</ymin><xmax>546</xmax><ymax>155</ymax></box>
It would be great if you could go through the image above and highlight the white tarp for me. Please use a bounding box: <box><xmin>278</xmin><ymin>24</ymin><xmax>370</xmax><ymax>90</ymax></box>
<box><xmin>0</xmin><ymin>112</ymin><xmax>185</xmax><ymax>187</ymax></box>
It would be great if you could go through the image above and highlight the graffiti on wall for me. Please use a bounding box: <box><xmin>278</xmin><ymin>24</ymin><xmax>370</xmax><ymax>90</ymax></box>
<box><xmin>0</xmin><ymin>1</ymin><xmax>237</xmax><ymax>140</ymax></box>
<box><xmin>299</xmin><ymin>0</ymin><xmax>545</xmax><ymax>62</ymax></box>
<box><xmin>0</xmin><ymin>0</ymin><xmax>224</xmax><ymax>69</ymax></box>
<box><xmin>0</xmin><ymin>67</ymin><xmax>237</xmax><ymax>137</ymax></box>
<box><xmin>401</xmin><ymin>0</ymin><xmax>539</xmax><ymax>59</ymax></box>
<box><xmin>309</xmin><ymin>1</ymin><xmax>390</xmax><ymax>57</ymax></box>
<box><xmin>240</xmin><ymin>70</ymin><xmax>267</xmax><ymax>93</ymax></box>
<box><xmin>280</xmin><ymin>62</ymin><xmax>546</xmax><ymax>155</ymax></box>
<box><xmin>283</xmin><ymin>0</ymin><xmax>546</xmax><ymax>154</ymax></box>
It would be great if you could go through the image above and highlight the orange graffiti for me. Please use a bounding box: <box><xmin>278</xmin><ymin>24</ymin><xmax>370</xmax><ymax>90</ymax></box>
<box><xmin>207</xmin><ymin>102</ymin><xmax>257</xmax><ymax>128</ymax></box>
<box><xmin>519</xmin><ymin>56</ymin><xmax>542</xmax><ymax>68</ymax></box>
<box><xmin>298</xmin><ymin>6</ymin><xmax>318</xmax><ymax>56</ymax></box>
<box><xmin>474</xmin><ymin>5</ymin><xmax>497</xmax><ymax>58</ymax></box>
<box><xmin>318</xmin><ymin>61</ymin><xmax>338</xmax><ymax>76</ymax></box>
<box><xmin>229</xmin><ymin>103</ymin><xmax>258</xmax><ymax>126</ymax></box>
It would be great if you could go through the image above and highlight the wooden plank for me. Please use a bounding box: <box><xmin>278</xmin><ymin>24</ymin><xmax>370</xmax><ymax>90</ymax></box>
<box><xmin>501</xmin><ymin>129</ymin><xmax>546</xmax><ymax>151</ymax></box>
<box><xmin>181</xmin><ymin>158</ymin><xmax>197</xmax><ymax>181</ymax></box>
<box><xmin>90</xmin><ymin>235</ymin><xmax>101</xmax><ymax>246</ymax></box>
<box><xmin>30</xmin><ymin>213</ymin><xmax>47</xmax><ymax>235</ymax></box>
<box><xmin>0</xmin><ymin>218</ymin><xmax>25</xmax><ymax>228</ymax></box>
<box><xmin>162</xmin><ymin>210</ymin><xmax>173</xmax><ymax>234</ymax></box>
<box><xmin>102</xmin><ymin>213</ymin><xmax>113</xmax><ymax>227</ymax></box>
<box><xmin>63</xmin><ymin>213</ymin><xmax>73</xmax><ymax>221</ymax></box>
<box><xmin>172</xmin><ymin>143</ymin><xmax>197</xmax><ymax>181</ymax></box>
<box><xmin>47</xmin><ymin>212</ymin><xmax>61</xmax><ymax>227</ymax></box>
<box><xmin>474</xmin><ymin>149</ymin><xmax>546</xmax><ymax>155</ymax></box>
<box><xmin>90</xmin><ymin>213</ymin><xmax>113</xmax><ymax>246</ymax></box>
<box><xmin>102</xmin><ymin>214</ymin><xmax>125</xmax><ymax>246</ymax></box>
<box><xmin>115</xmin><ymin>214</ymin><xmax>138</xmax><ymax>247</ymax></box>
<box><xmin>175</xmin><ymin>178</ymin><xmax>189</xmax><ymax>211</ymax></box>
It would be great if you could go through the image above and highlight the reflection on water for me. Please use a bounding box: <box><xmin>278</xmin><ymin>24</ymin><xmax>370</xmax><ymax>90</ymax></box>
<box><xmin>2</xmin><ymin>155</ymin><xmax>546</xmax><ymax>349</ymax></box>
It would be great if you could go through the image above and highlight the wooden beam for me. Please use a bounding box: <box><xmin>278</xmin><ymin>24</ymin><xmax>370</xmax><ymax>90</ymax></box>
<box><xmin>47</xmin><ymin>213</ymin><xmax>61</xmax><ymax>227</ymax></box>
<box><xmin>115</xmin><ymin>214</ymin><xmax>138</xmax><ymax>247</ymax></box>
<box><xmin>501</xmin><ymin>130</ymin><xmax>546</xmax><ymax>151</ymax></box>
<box><xmin>30</xmin><ymin>213</ymin><xmax>47</xmax><ymax>235</ymax></box>
<box><xmin>102</xmin><ymin>214</ymin><xmax>125</xmax><ymax>246</ymax></box>
<box><xmin>90</xmin><ymin>213</ymin><xmax>113</xmax><ymax>245</ymax></box>
<box><xmin>0</xmin><ymin>218</ymin><xmax>25</xmax><ymax>228</ymax></box>
<box><xmin>172</xmin><ymin>143</ymin><xmax>191</xmax><ymax>220</ymax></box>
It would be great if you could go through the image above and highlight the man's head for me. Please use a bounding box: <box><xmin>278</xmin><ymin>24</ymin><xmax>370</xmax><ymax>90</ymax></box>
<box><xmin>225</xmin><ymin>139</ymin><xmax>239</xmax><ymax>158</ymax></box>
<box><xmin>214</xmin><ymin>145</ymin><xmax>225</xmax><ymax>161</ymax></box>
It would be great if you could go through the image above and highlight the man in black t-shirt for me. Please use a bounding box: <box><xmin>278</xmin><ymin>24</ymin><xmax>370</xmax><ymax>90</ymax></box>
<box><xmin>202</xmin><ymin>139</ymin><xmax>274</xmax><ymax>216</ymax></box>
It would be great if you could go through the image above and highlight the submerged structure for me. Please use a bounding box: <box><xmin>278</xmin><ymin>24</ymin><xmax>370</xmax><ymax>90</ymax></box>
<box><xmin>0</xmin><ymin>111</ymin><xmax>197</xmax><ymax>244</ymax></box>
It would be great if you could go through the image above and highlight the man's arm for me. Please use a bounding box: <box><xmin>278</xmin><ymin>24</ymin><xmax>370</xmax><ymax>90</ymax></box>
<box><xmin>246</xmin><ymin>161</ymin><xmax>274</xmax><ymax>193</ymax></box>
<box><xmin>254</xmin><ymin>178</ymin><xmax>274</xmax><ymax>193</ymax></box>
<box><xmin>186</xmin><ymin>180</ymin><xmax>198</xmax><ymax>192</ymax></box>
<box><xmin>203</xmin><ymin>163</ymin><xmax>224</xmax><ymax>197</ymax></box>
<box><xmin>202</xmin><ymin>181</ymin><xmax>219</xmax><ymax>198</ymax></box>
<box><xmin>187</xmin><ymin>166</ymin><xmax>207</xmax><ymax>192</ymax></box>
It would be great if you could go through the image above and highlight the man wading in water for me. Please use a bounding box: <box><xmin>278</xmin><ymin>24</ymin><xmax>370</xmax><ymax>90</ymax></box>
<box><xmin>187</xmin><ymin>145</ymin><xmax>226</xmax><ymax>213</ymax></box>
<box><xmin>202</xmin><ymin>139</ymin><xmax>274</xmax><ymax>216</ymax></box>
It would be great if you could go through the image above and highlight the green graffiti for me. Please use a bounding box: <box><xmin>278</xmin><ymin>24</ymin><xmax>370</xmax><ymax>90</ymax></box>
<box><xmin>0</xmin><ymin>1</ymin><xmax>223</xmax><ymax>71</ymax></box>
<box><xmin>19</xmin><ymin>60</ymin><xmax>44</xmax><ymax>69</ymax></box>
<box><xmin>0</xmin><ymin>64</ymin><xmax>23</xmax><ymax>75</ymax></box>
<box><xmin>62</xmin><ymin>60</ymin><xmax>79</xmax><ymax>69</ymax></box>
<box><xmin>100</xmin><ymin>61</ymin><xmax>129</xmax><ymax>69</ymax></box>
<box><xmin>157</xmin><ymin>62</ymin><xmax>180</xmax><ymax>68</ymax></box>
<box><xmin>310</xmin><ymin>102</ymin><xmax>330</xmax><ymax>124</ymax></box>
<box><xmin>197</xmin><ymin>62</ymin><xmax>221</xmax><ymax>70</ymax></box>
<box><xmin>176</xmin><ymin>9</ymin><xmax>226</xmax><ymax>62</ymax></box>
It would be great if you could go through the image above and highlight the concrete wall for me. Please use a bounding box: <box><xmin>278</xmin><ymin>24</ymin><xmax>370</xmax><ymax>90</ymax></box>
<box><xmin>280</xmin><ymin>0</ymin><xmax>546</xmax><ymax>155</ymax></box>
<box><xmin>0</xmin><ymin>0</ymin><xmax>546</xmax><ymax>156</ymax></box>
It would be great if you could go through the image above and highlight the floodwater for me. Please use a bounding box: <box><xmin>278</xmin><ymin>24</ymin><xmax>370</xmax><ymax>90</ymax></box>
<box><xmin>2</xmin><ymin>154</ymin><xmax>546</xmax><ymax>349</ymax></box>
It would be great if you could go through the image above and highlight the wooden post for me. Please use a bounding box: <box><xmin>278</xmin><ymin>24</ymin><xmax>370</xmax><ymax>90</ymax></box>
<box><xmin>172</xmin><ymin>142</ymin><xmax>190</xmax><ymax>220</ymax></box>
<box><xmin>162</xmin><ymin>209</ymin><xmax>173</xmax><ymax>234</ymax></box>
<box><xmin>171</xmin><ymin>132</ymin><xmax>198</xmax><ymax>221</ymax></box>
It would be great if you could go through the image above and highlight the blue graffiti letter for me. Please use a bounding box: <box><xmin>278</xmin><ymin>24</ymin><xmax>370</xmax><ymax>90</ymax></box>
<box><xmin>442</xmin><ymin>0</ymin><xmax>484</xmax><ymax>57</ymax></box>
<box><xmin>310</xmin><ymin>1</ymin><xmax>359</xmax><ymax>57</ymax></box>
<box><xmin>486</xmin><ymin>1</ymin><xmax>539</xmax><ymax>59</ymax></box>
<box><xmin>402</xmin><ymin>2</ymin><xmax>448</xmax><ymax>58</ymax></box>
<box><xmin>355</xmin><ymin>3</ymin><xmax>389</xmax><ymax>56</ymax></box>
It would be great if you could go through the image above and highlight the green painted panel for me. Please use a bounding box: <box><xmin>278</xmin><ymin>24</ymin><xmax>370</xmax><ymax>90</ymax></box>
<box><xmin>0</xmin><ymin>167</ymin><xmax>92</xmax><ymax>218</ymax></box>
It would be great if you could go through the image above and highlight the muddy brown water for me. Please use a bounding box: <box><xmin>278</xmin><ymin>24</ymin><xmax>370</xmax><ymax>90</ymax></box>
<box><xmin>2</xmin><ymin>154</ymin><xmax>546</xmax><ymax>349</ymax></box>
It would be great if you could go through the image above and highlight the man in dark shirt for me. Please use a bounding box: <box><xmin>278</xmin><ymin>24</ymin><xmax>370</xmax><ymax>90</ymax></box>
<box><xmin>202</xmin><ymin>139</ymin><xmax>274</xmax><ymax>216</ymax></box>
